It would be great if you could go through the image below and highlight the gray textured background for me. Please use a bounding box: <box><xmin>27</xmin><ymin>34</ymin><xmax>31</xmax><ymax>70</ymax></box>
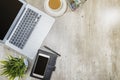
<box><xmin>1</xmin><ymin>0</ymin><xmax>120</xmax><ymax>80</ymax></box>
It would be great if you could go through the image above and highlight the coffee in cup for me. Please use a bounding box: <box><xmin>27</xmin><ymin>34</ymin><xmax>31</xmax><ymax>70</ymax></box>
<box><xmin>48</xmin><ymin>0</ymin><xmax>62</xmax><ymax>10</ymax></box>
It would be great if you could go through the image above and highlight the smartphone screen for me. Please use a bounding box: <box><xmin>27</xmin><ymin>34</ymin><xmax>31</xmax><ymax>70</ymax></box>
<box><xmin>33</xmin><ymin>54</ymin><xmax>49</xmax><ymax>78</ymax></box>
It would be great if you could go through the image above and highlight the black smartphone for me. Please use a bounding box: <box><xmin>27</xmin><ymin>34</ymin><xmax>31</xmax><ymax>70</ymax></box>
<box><xmin>32</xmin><ymin>53</ymin><xmax>50</xmax><ymax>78</ymax></box>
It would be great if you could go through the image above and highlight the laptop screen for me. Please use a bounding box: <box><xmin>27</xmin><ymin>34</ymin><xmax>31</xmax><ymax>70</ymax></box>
<box><xmin>0</xmin><ymin>0</ymin><xmax>23</xmax><ymax>40</ymax></box>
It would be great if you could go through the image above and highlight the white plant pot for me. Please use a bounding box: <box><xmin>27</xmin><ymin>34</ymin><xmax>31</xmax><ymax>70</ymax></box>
<box><xmin>24</xmin><ymin>58</ymin><xmax>28</xmax><ymax>68</ymax></box>
<box><xmin>14</xmin><ymin>77</ymin><xmax>19</xmax><ymax>80</ymax></box>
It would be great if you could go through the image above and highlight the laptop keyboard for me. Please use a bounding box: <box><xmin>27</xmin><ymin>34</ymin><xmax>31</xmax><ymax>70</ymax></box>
<box><xmin>9</xmin><ymin>8</ymin><xmax>41</xmax><ymax>49</ymax></box>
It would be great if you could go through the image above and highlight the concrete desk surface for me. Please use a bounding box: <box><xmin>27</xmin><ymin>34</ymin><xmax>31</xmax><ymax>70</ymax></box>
<box><xmin>0</xmin><ymin>0</ymin><xmax>120</xmax><ymax>80</ymax></box>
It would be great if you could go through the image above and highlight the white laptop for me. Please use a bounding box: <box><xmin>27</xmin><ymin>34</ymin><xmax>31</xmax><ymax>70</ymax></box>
<box><xmin>0</xmin><ymin>0</ymin><xmax>55</xmax><ymax>59</ymax></box>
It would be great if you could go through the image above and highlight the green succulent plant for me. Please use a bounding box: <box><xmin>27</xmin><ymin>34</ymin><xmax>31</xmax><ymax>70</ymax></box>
<box><xmin>0</xmin><ymin>55</ymin><xmax>27</xmax><ymax>80</ymax></box>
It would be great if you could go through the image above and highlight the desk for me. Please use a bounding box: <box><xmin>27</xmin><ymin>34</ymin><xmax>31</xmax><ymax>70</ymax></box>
<box><xmin>1</xmin><ymin>0</ymin><xmax>120</xmax><ymax>80</ymax></box>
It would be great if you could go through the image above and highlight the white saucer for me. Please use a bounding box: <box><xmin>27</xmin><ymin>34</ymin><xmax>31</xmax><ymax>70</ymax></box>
<box><xmin>44</xmin><ymin>0</ymin><xmax>67</xmax><ymax>17</ymax></box>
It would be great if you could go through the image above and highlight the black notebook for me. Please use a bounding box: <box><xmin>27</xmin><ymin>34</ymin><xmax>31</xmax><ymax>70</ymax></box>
<box><xmin>30</xmin><ymin>48</ymin><xmax>60</xmax><ymax>80</ymax></box>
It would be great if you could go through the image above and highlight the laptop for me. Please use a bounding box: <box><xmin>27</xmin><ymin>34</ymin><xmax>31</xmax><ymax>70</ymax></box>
<box><xmin>0</xmin><ymin>0</ymin><xmax>55</xmax><ymax>59</ymax></box>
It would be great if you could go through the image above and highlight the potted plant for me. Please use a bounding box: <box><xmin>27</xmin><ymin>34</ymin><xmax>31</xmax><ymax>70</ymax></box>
<box><xmin>0</xmin><ymin>55</ymin><xmax>28</xmax><ymax>80</ymax></box>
